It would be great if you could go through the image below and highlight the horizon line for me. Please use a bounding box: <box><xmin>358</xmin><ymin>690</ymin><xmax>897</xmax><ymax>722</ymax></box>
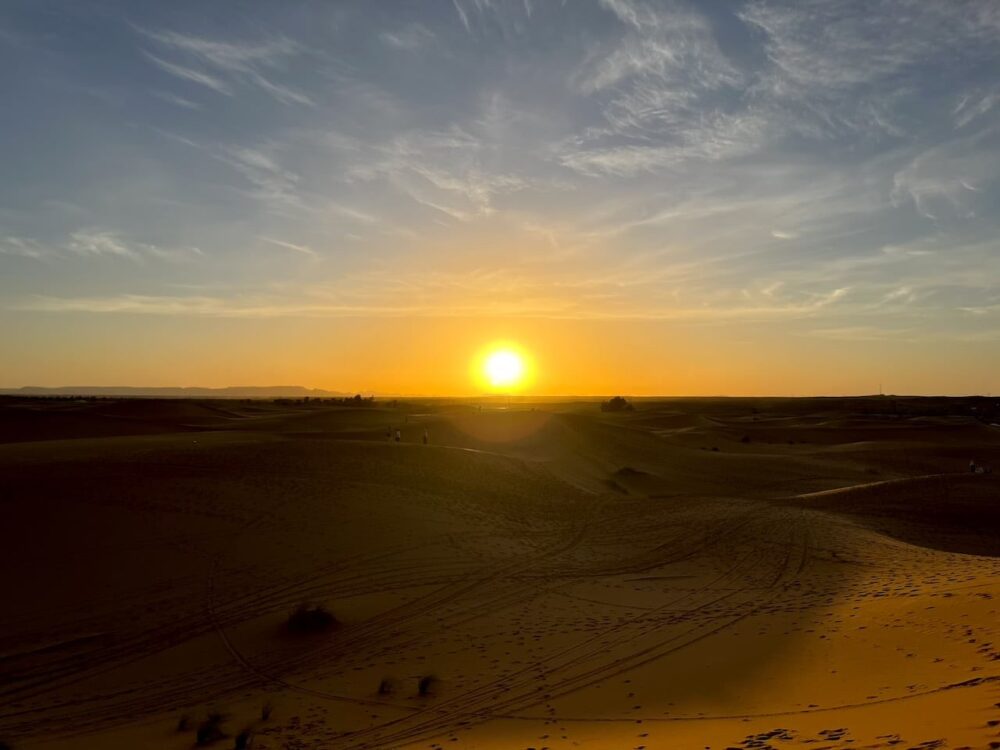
<box><xmin>1</xmin><ymin>385</ymin><xmax>995</xmax><ymax>400</ymax></box>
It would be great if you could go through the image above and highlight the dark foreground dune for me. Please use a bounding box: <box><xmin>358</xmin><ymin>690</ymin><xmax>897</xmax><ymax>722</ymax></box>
<box><xmin>1</xmin><ymin>396</ymin><xmax>999</xmax><ymax>749</ymax></box>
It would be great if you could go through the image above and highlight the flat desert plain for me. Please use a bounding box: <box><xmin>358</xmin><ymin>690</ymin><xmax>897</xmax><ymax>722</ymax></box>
<box><xmin>2</xmin><ymin>396</ymin><xmax>1000</xmax><ymax>749</ymax></box>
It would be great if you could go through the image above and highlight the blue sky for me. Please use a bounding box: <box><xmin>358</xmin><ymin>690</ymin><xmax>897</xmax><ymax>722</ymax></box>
<box><xmin>1</xmin><ymin>1</ymin><xmax>999</xmax><ymax>393</ymax></box>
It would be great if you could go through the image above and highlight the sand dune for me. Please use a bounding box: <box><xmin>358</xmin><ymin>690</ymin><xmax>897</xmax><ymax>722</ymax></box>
<box><xmin>1</xmin><ymin>397</ymin><xmax>999</xmax><ymax>749</ymax></box>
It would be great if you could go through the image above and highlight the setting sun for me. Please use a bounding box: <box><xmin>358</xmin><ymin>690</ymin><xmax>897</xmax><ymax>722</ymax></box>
<box><xmin>484</xmin><ymin>350</ymin><xmax>524</xmax><ymax>388</ymax></box>
<box><xmin>475</xmin><ymin>344</ymin><xmax>532</xmax><ymax>392</ymax></box>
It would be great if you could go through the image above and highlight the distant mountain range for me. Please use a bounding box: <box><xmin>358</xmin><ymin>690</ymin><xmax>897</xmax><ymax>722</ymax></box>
<box><xmin>1</xmin><ymin>386</ymin><xmax>354</xmax><ymax>399</ymax></box>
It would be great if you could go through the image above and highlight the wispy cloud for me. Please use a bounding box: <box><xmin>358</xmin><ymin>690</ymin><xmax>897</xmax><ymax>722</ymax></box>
<box><xmin>452</xmin><ymin>0</ymin><xmax>473</xmax><ymax>33</ymax></box>
<box><xmin>68</xmin><ymin>229</ymin><xmax>140</xmax><ymax>259</ymax></box>
<box><xmin>138</xmin><ymin>28</ymin><xmax>313</xmax><ymax>105</ymax></box>
<box><xmin>379</xmin><ymin>24</ymin><xmax>436</xmax><ymax>51</ymax></box>
<box><xmin>737</xmin><ymin>0</ymin><xmax>998</xmax><ymax>139</ymax></box>
<box><xmin>557</xmin><ymin>111</ymin><xmax>768</xmax><ymax>176</ymax></box>
<box><xmin>142</xmin><ymin>29</ymin><xmax>301</xmax><ymax>72</ymax></box>
<box><xmin>143</xmin><ymin>52</ymin><xmax>232</xmax><ymax>95</ymax></box>
<box><xmin>351</xmin><ymin>128</ymin><xmax>530</xmax><ymax>220</ymax></box>
<box><xmin>582</xmin><ymin>0</ymin><xmax>740</xmax><ymax>93</ymax></box>
<box><xmin>554</xmin><ymin>0</ymin><xmax>760</xmax><ymax>177</ymax></box>
<box><xmin>3</xmin><ymin>229</ymin><xmax>201</xmax><ymax>264</ymax></box>
<box><xmin>954</xmin><ymin>87</ymin><xmax>1000</xmax><ymax>129</ymax></box>
<box><xmin>8</xmin><ymin>266</ymin><xmax>854</xmax><ymax>322</ymax></box>
<box><xmin>260</xmin><ymin>237</ymin><xmax>318</xmax><ymax>258</ymax></box>
<box><xmin>152</xmin><ymin>90</ymin><xmax>202</xmax><ymax>109</ymax></box>
<box><xmin>808</xmin><ymin>325</ymin><xmax>914</xmax><ymax>342</ymax></box>
<box><xmin>1</xmin><ymin>236</ymin><xmax>50</xmax><ymax>260</ymax></box>
<box><xmin>891</xmin><ymin>126</ymin><xmax>1000</xmax><ymax>220</ymax></box>
<box><xmin>219</xmin><ymin>146</ymin><xmax>304</xmax><ymax>213</ymax></box>
<box><xmin>558</xmin><ymin>0</ymin><xmax>1000</xmax><ymax>182</ymax></box>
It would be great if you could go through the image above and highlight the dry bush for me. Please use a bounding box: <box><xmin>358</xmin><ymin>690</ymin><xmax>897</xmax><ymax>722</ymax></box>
<box><xmin>234</xmin><ymin>728</ymin><xmax>254</xmax><ymax>749</ymax></box>
<box><xmin>286</xmin><ymin>603</ymin><xmax>339</xmax><ymax>634</ymax></box>
<box><xmin>196</xmin><ymin>712</ymin><xmax>226</xmax><ymax>745</ymax></box>
<box><xmin>418</xmin><ymin>674</ymin><xmax>440</xmax><ymax>697</ymax></box>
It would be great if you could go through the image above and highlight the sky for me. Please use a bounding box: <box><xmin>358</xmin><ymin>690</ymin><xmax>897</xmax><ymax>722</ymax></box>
<box><xmin>1</xmin><ymin>0</ymin><xmax>999</xmax><ymax>396</ymax></box>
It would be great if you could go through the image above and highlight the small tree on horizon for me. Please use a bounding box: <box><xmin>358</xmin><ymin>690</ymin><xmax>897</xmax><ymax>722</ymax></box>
<box><xmin>601</xmin><ymin>396</ymin><xmax>633</xmax><ymax>412</ymax></box>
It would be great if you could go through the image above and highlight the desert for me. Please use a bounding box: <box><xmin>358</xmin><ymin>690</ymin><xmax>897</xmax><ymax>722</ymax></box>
<box><xmin>2</xmin><ymin>395</ymin><xmax>999</xmax><ymax>749</ymax></box>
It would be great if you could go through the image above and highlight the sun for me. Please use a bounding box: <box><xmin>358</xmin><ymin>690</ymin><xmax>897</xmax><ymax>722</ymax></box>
<box><xmin>484</xmin><ymin>350</ymin><xmax>524</xmax><ymax>388</ymax></box>
<box><xmin>474</xmin><ymin>344</ymin><xmax>532</xmax><ymax>392</ymax></box>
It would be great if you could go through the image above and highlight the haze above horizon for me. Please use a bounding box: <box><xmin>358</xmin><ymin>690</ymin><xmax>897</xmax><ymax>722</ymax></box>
<box><xmin>2</xmin><ymin>1</ymin><xmax>999</xmax><ymax>395</ymax></box>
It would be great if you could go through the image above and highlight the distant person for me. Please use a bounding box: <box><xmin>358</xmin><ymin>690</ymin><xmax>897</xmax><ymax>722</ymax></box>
<box><xmin>970</xmin><ymin>459</ymin><xmax>976</xmax><ymax>473</ymax></box>
<box><xmin>395</xmin><ymin>429</ymin><xmax>401</xmax><ymax>443</ymax></box>
<box><xmin>422</xmin><ymin>429</ymin><xmax>428</xmax><ymax>445</ymax></box>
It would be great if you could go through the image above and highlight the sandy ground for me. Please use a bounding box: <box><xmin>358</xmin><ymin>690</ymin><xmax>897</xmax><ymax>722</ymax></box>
<box><xmin>1</xmin><ymin>396</ymin><xmax>999</xmax><ymax>749</ymax></box>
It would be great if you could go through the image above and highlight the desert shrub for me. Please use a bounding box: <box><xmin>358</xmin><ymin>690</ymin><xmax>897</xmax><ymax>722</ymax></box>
<box><xmin>600</xmin><ymin>396</ymin><xmax>633</xmax><ymax>412</ymax></box>
<box><xmin>286</xmin><ymin>603</ymin><xmax>339</xmax><ymax>634</ymax></box>
<box><xmin>740</xmin><ymin>434</ymin><xmax>751</xmax><ymax>443</ymax></box>
<box><xmin>418</xmin><ymin>674</ymin><xmax>440</xmax><ymax>697</ymax></box>
<box><xmin>378</xmin><ymin>676</ymin><xmax>398</xmax><ymax>695</ymax></box>
<box><xmin>260</xmin><ymin>700</ymin><xmax>273</xmax><ymax>721</ymax></box>
<box><xmin>196</xmin><ymin>712</ymin><xmax>226</xmax><ymax>745</ymax></box>
<box><xmin>234</xmin><ymin>728</ymin><xmax>254</xmax><ymax>749</ymax></box>
<box><xmin>0</xmin><ymin>740</ymin><xmax>12</xmax><ymax>750</ymax></box>
<box><xmin>176</xmin><ymin>714</ymin><xmax>191</xmax><ymax>731</ymax></box>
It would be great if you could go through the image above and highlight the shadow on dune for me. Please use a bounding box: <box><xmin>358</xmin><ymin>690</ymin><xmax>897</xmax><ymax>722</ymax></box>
<box><xmin>787</xmin><ymin>474</ymin><xmax>1000</xmax><ymax>557</ymax></box>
